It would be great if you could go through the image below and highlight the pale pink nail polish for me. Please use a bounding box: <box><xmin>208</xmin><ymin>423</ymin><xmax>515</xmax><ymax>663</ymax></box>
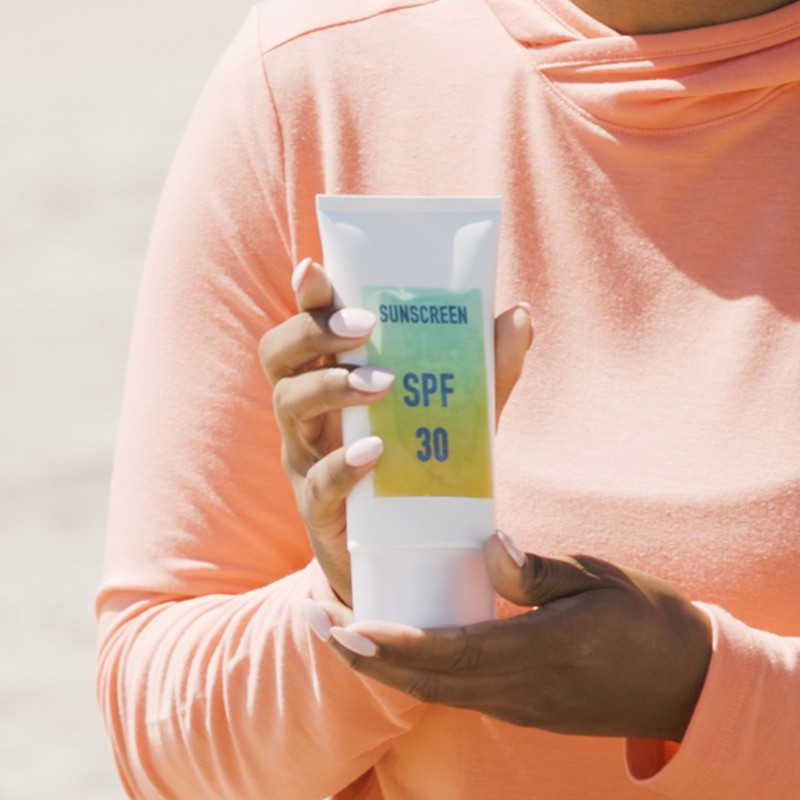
<box><xmin>496</xmin><ymin>529</ymin><xmax>526</xmax><ymax>569</ymax></box>
<box><xmin>347</xmin><ymin>367</ymin><xmax>395</xmax><ymax>393</ymax></box>
<box><xmin>329</xmin><ymin>308</ymin><xmax>376</xmax><ymax>338</ymax></box>
<box><xmin>344</xmin><ymin>436</ymin><xmax>384</xmax><ymax>468</ymax></box>
<box><xmin>331</xmin><ymin>626</ymin><xmax>378</xmax><ymax>657</ymax></box>
<box><xmin>302</xmin><ymin>598</ymin><xmax>333</xmax><ymax>642</ymax></box>
<box><xmin>291</xmin><ymin>257</ymin><xmax>313</xmax><ymax>293</ymax></box>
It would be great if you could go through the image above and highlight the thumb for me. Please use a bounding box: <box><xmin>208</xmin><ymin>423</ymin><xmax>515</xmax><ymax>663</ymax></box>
<box><xmin>494</xmin><ymin>302</ymin><xmax>534</xmax><ymax>421</ymax></box>
<box><xmin>486</xmin><ymin>532</ymin><xmax>604</xmax><ymax>607</ymax></box>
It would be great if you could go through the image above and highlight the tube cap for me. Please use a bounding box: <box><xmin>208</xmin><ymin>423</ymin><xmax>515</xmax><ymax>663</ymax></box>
<box><xmin>350</xmin><ymin>547</ymin><xmax>496</xmax><ymax>628</ymax></box>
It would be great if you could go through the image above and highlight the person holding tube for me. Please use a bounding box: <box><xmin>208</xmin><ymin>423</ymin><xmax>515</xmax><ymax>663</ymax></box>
<box><xmin>96</xmin><ymin>0</ymin><xmax>800</xmax><ymax>797</ymax></box>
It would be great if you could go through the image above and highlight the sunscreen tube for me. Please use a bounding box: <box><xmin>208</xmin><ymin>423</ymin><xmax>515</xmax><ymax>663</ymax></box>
<box><xmin>316</xmin><ymin>195</ymin><xmax>501</xmax><ymax>628</ymax></box>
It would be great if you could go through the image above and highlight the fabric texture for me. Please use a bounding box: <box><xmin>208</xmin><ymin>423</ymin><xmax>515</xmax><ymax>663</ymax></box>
<box><xmin>96</xmin><ymin>0</ymin><xmax>800</xmax><ymax>797</ymax></box>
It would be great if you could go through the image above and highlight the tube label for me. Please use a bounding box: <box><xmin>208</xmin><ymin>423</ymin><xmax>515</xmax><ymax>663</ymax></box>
<box><xmin>362</xmin><ymin>286</ymin><xmax>492</xmax><ymax>498</ymax></box>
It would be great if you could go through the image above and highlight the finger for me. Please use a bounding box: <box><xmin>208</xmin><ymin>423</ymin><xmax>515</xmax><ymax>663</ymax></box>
<box><xmin>276</xmin><ymin>366</ymin><xmax>393</xmax><ymax>474</ymax></box>
<box><xmin>291</xmin><ymin>258</ymin><xmax>334</xmax><ymax>311</ymax></box>
<box><xmin>327</xmin><ymin>626</ymin><xmax>492</xmax><ymax>706</ymax></box>
<box><xmin>259</xmin><ymin>307</ymin><xmax>376</xmax><ymax>383</ymax></box>
<box><xmin>333</xmin><ymin>612</ymin><xmax>529</xmax><ymax>673</ymax></box>
<box><xmin>486</xmin><ymin>533</ymin><xmax>605</xmax><ymax>607</ymax></box>
<box><xmin>328</xmin><ymin>632</ymin><xmax>501</xmax><ymax>707</ymax></box>
<box><xmin>300</xmin><ymin>436</ymin><xmax>385</xmax><ymax>533</ymax></box>
<box><xmin>301</xmin><ymin>598</ymin><xmax>354</xmax><ymax>643</ymax></box>
<box><xmin>494</xmin><ymin>302</ymin><xmax>534</xmax><ymax>420</ymax></box>
<box><xmin>297</xmin><ymin>437</ymin><xmax>385</xmax><ymax>604</ymax></box>
<box><xmin>274</xmin><ymin>366</ymin><xmax>395</xmax><ymax>428</ymax></box>
<box><xmin>329</xmin><ymin>614</ymin><xmax>541</xmax><ymax>691</ymax></box>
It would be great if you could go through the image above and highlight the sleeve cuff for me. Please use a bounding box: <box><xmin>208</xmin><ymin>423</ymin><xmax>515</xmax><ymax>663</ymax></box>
<box><xmin>625</xmin><ymin>603</ymin><xmax>761</xmax><ymax>796</ymax></box>
<box><xmin>626</xmin><ymin>739</ymin><xmax>680</xmax><ymax>781</ymax></box>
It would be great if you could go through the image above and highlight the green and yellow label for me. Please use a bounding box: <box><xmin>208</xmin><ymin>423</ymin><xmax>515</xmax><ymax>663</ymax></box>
<box><xmin>363</xmin><ymin>286</ymin><xmax>492</xmax><ymax>498</ymax></box>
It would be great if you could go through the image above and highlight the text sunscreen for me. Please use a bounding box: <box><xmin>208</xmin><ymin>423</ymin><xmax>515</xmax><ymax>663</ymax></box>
<box><xmin>316</xmin><ymin>196</ymin><xmax>501</xmax><ymax>627</ymax></box>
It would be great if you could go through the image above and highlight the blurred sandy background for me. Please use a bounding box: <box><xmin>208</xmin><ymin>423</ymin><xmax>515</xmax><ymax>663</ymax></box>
<box><xmin>1</xmin><ymin>1</ymin><xmax>254</xmax><ymax>796</ymax></box>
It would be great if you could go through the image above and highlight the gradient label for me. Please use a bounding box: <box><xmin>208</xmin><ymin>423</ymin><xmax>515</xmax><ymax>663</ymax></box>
<box><xmin>363</xmin><ymin>287</ymin><xmax>492</xmax><ymax>498</ymax></box>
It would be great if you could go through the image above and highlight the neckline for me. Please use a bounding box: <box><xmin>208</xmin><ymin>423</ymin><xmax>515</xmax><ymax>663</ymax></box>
<box><xmin>487</xmin><ymin>0</ymin><xmax>800</xmax><ymax>53</ymax></box>
<box><xmin>481</xmin><ymin>0</ymin><xmax>800</xmax><ymax>131</ymax></box>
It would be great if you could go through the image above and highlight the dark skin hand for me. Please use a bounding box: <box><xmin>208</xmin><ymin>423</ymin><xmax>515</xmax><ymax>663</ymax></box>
<box><xmin>311</xmin><ymin>534</ymin><xmax>712</xmax><ymax>743</ymax></box>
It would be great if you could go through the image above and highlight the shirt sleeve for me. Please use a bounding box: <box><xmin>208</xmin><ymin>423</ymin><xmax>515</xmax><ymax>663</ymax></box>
<box><xmin>95</xmin><ymin>10</ymin><xmax>423</xmax><ymax>798</ymax></box>
<box><xmin>626</xmin><ymin>603</ymin><xmax>800</xmax><ymax>798</ymax></box>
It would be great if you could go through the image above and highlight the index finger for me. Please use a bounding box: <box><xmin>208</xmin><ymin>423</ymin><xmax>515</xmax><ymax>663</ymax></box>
<box><xmin>336</xmin><ymin>613</ymin><xmax>541</xmax><ymax>675</ymax></box>
<box><xmin>327</xmin><ymin>619</ymin><xmax>540</xmax><ymax>711</ymax></box>
<box><xmin>258</xmin><ymin>307</ymin><xmax>373</xmax><ymax>383</ymax></box>
<box><xmin>330</xmin><ymin>637</ymin><xmax>491</xmax><ymax>708</ymax></box>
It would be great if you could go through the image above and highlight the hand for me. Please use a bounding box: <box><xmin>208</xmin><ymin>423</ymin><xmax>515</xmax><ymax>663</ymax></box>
<box><xmin>259</xmin><ymin>259</ymin><xmax>534</xmax><ymax>606</ymax></box>
<box><xmin>320</xmin><ymin>532</ymin><xmax>712</xmax><ymax>742</ymax></box>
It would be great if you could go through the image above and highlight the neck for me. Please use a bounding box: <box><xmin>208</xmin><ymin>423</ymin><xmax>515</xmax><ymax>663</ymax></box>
<box><xmin>568</xmin><ymin>0</ymin><xmax>797</xmax><ymax>33</ymax></box>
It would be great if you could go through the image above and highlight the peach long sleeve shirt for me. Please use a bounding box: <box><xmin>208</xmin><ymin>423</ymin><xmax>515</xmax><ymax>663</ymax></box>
<box><xmin>96</xmin><ymin>0</ymin><xmax>800</xmax><ymax>797</ymax></box>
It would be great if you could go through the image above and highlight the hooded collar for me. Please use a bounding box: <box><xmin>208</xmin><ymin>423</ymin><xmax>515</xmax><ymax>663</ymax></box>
<box><xmin>483</xmin><ymin>0</ymin><xmax>800</xmax><ymax>130</ymax></box>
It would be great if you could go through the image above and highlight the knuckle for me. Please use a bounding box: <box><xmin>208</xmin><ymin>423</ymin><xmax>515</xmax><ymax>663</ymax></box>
<box><xmin>404</xmin><ymin>672</ymin><xmax>440</xmax><ymax>704</ymax></box>
<box><xmin>302</xmin><ymin>460</ymin><xmax>346</xmax><ymax>520</ymax></box>
<box><xmin>258</xmin><ymin>329</ymin><xmax>279</xmax><ymax>381</ymax></box>
<box><xmin>271</xmin><ymin>378</ymin><xmax>289</xmax><ymax>414</ymax></box>
<box><xmin>329</xmin><ymin>456</ymin><xmax>356</xmax><ymax>492</ymax></box>
<box><xmin>303</xmin><ymin>468</ymin><xmax>328</xmax><ymax>508</ymax></box>
<box><xmin>257</xmin><ymin>326</ymin><xmax>274</xmax><ymax>356</ymax></box>
<box><xmin>312</xmin><ymin>453</ymin><xmax>350</xmax><ymax>495</ymax></box>
<box><xmin>445</xmin><ymin>636</ymin><xmax>484</xmax><ymax>674</ymax></box>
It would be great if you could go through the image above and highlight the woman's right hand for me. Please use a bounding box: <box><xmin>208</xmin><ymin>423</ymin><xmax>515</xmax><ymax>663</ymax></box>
<box><xmin>259</xmin><ymin>257</ymin><xmax>534</xmax><ymax>606</ymax></box>
<box><xmin>258</xmin><ymin>258</ymin><xmax>394</xmax><ymax>606</ymax></box>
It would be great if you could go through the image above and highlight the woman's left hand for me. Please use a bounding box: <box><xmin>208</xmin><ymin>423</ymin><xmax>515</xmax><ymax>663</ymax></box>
<box><xmin>311</xmin><ymin>533</ymin><xmax>712</xmax><ymax>743</ymax></box>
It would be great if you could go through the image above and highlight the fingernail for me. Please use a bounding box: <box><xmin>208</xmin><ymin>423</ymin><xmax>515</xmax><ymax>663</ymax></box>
<box><xmin>302</xmin><ymin>599</ymin><xmax>332</xmax><ymax>642</ymax></box>
<box><xmin>347</xmin><ymin>367</ymin><xmax>395</xmax><ymax>393</ymax></box>
<box><xmin>329</xmin><ymin>308</ymin><xmax>376</xmax><ymax>338</ymax></box>
<box><xmin>344</xmin><ymin>436</ymin><xmax>384</xmax><ymax>468</ymax></box>
<box><xmin>496</xmin><ymin>529</ymin><xmax>526</xmax><ymax>569</ymax></box>
<box><xmin>331</xmin><ymin>626</ymin><xmax>378</xmax><ymax>657</ymax></box>
<box><xmin>291</xmin><ymin>257</ymin><xmax>313</xmax><ymax>293</ymax></box>
<box><xmin>513</xmin><ymin>302</ymin><xmax>534</xmax><ymax>349</ymax></box>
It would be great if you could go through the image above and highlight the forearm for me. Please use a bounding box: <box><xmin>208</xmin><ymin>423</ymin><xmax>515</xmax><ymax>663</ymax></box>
<box><xmin>97</xmin><ymin>560</ymin><xmax>423</xmax><ymax>799</ymax></box>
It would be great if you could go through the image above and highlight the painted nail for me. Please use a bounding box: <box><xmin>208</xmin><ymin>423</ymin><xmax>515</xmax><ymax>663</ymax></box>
<box><xmin>344</xmin><ymin>436</ymin><xmax>384</xmax><ymax>468</ymax></box>
<box><xmin>347</xmin><ymin>367</ymin><xmax>395</xmax><ymax>393</ymax></box>
<box><xmin>496</xmin><ymin>529</ymin><xmax>526</xmax><ymax>569</ymax></box>
<box><xmin>302</xmin><ymin>599</ymin><xmax>332</xmax><ymax>642</ymax></box>
<box><xmin>330</xmin><ymin>626</ymin><xmax>378</xmax><ymax>657</ymax></box>
<box><xmin>291</xmin><ymin>257</ymin><xmax>313</xmax><ymax>293</ymax></box>
<box><xmin>329</xmin><ymin>308</ymin><xmax>376</xmax><ymax>338</ymax></box>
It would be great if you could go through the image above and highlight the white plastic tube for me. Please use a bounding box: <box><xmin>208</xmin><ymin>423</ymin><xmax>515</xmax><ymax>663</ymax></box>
<box><xmin>316</xmin><ymin>196</ymin><xmax>501</xmax><ymax>627</ymax></box>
